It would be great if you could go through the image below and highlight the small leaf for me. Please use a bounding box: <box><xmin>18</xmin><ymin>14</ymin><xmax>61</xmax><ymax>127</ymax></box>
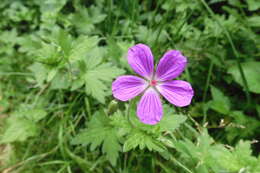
<box><xmin>47</xmin><ymin>68</ymin><xmax>58</xmax><ymax>82</ymax></box>
<box><xmin>102</xmin><ymin>129</ymin><xmax>120</xmax><ymax>166</ymax></box>
<box><xmin>84</xmin><ymin>63</ymin><xmax>124</xmax><ymax>103</ymax></box>
<box><xmin>50</xmin><ymin>72</ymin><xmax>70</xmax><ymax>89</ymax></box>
<box><xmin>23</xmin><ymin>109</ymin><xmax>47</xmax><ymax>122</ymax></box>
<box><xmin>123</xmin><ymin>129</ymin><xmax>166</xmax><ymax>152</ymax></box>
<box><xmin>85</xmin><ymin>74</ymin><xmax>107</xmax><ymax>103</ymax></box>
<box><xmin>226</xmin><ymin>111</ymin><xmax>259</xmax><ymax>141</ymax></box>
<box><xmin>28</xmin><ymin>63</ymin><xmax>48</xmax><ymax>86</ymax></box>
<box><xmin>247</xmin><ymin>16</ymin><xmax>260</xmax><ymax>27</ymax></box>
<box><xmin>246</xmin><ymin>0</ymin><xmax>260</xmax><ymax>11</ymax></box>
<box><xmin>0</xmin><ymin>108</ymin><xmax>47</xmax><ymax>143</ymax></box>
<box><xmin>69</xmin><ymin>36</ymin><xmax>99</xmax><ymax>63</ymax></box>
<box><xmin>158</xmin><ymin>114</ymin><xmax>187</xmax><ymax>132</ymax></box>
<box><xmin>72</xmin><ymin>111</ymin><xmax>121</xmax><ymax>166</ymax></box>
<box><xmin>209</xmin><ymin>86</ymin><xmax>230</xmax><ymax>114</ymax></box>
<box><xmin>228</xmin><ymin>61</ymin><xmax>260</xmax><ymax>94</ymax></box>
<box><xmin>71</xmin><ymin>77</ymin><xmax>85</xmax><ymax>91</ymax></box>
<box><xmin>0</xmin><ymin>117</ymin><xmax>38</xmax><ymax>143</ymax></box>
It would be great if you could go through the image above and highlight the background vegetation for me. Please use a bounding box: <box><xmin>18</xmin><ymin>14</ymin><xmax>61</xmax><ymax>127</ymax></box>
<box><xmin>0</xmin><ymin>0</ymin><xmax>259</xmax><ymax>172</ymax></box>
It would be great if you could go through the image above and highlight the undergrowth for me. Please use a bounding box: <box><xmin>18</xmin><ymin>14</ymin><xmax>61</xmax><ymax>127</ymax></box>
<box><xmin>0</xmin><ymin>0</ymin><xmax>259</xmax><ymax>172</ymax></box>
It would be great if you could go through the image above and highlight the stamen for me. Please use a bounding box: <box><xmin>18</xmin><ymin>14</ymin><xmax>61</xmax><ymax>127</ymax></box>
<box><xmin>150</xmin><ymin>80</ymin><xmax>157</xmax><ymax>86</ymax></box>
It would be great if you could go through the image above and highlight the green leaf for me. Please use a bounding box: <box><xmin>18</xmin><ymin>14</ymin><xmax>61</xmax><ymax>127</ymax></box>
<box><xmin>71</xmin><ymin>77</ymin><xmax>85</xmax><ymax>91</ymax></box>
<box><xmin>129</xmin><ymin>104</ymin><xmax>187</xmax><ymax>134</ymax></box>
<box><xmin>84</xmin><ymin>63</ymin><xmax>124</xmax><ymax>103</ymax></box>
<box><xmin>234</xmin><ymin>141</ymin><xmax>252</xmax><ymax>158</ymax></box>
<box><xmin>72</xmin><ymin>111</ymin><xmax>120</xmax><ymax>166</ymax></box>
<box><xmin>209</xmin><ymin>86</ymin><xmax>230</xmax><ymax>114</ymax></box>
<box><xmin>210</xmin><ymin>144</ymin><xmax>240</xmax><ymax>171</ymax></box>
<box><xmin>0</xmin><ymin>108</ymin><xmax>47</xmax><ymax>143</ymax></box>
<box><xmin>247</xmin><ymin>0</ymin><xmax>260</xmax><ymax>11</ymax></box>
<box><xmin>233</xmin><ymin>141</ymin><xmax>260</xmax><ymax>171</ymax></box>
<box><xmin>226</xmin><ymin>111</ymin><xmax>259</xmax><ymax>141</ymax></box>
<box><xmin>69</xmin><ymin>36</ymin><xmax>99</xmax><ymax>63</ymax></box>
<box><xmin>50</xmin><ymin>71</ymin><xmax>70</xmax><ymax>89</ymax></box>
<box><xmin>28</xmin><ymin>63</ymin><xmax>48</xmax><ymax>86</ymax></box>
<box><xmin>21</xmin><ymin>109</ymin><xmax>48</xmax><ymax>122</ymax></box>
<box><xmin>67</xmin><ymin>38</ymin><xmax>124</xmax><ymax>103</ymax></box>
<box><xmin>136</xmin><ymin>26</ymin><xmax>167</xmax><ymax>45</ymax></box>
<box><xmin>36</xmin><ymin>42</ymin><xmax>62</xmax><ymax>66</ymax></box>
<box><xmin>228</xmin><ymin>61</ymin><xmax>260</xmax><ymax>94</ymax></box>
<box><xmin>158</xmin><ymin>114</ymin><xmax>187</xmax><ymax>132</ymax></box>
<box><xmin>247</xmin><ymin>16</ymin><xmax>260</xmax><ymax>27</ymax></box>
<box><xmin>17</xmin><ymin>34</ymin><xmax>41</xmax><ymax>54</ymax></box>
<box><xmin>47</xmin><ymin>68</ymin><xmax>58</xmax><ymax>82</ymax></box>
<box><xmin>102</xmin><ymin>130</ymin><xmax>120</xmax><ymax>166</ymax></box>
<box><xmin>0</xmin><ymin>117</ymin><xmax>38</xmax><ymax>143</ymax></box>
<box><xmin>68</xmin><ymin>8</ymin><xmax>95</xmax><ymax>35</ymax></box>
<box><xmin>68</xmin><ymin>6</ymin><xmax>106</xmax><ymax>34</ymax></box>
<box><xmin>53</xmin><ymin>29</ymin><xmax>72</xmax><ymax>57</ymax></box>
<box><xmin>84</xmin><ymin>74</ymin><xmax>107</xmax><ymax>103</ymax></box>
<box><xmin>84</xmin><ymin>47</ymin><xmax>104</xmax><ymax>69</ymax></box>
<box><xmin>110</xmin><ymin>111</ymin><xmax>132</xmax><ymax>136</ymax></box>
<box><xmin>174</xmin><ymin>128</ymin><xmax>260</xmax><ymax>172</ymax></box>
<box><xmin>123</xmin><ymin>129</ymin><xmax>166</xmax><ymax>152</ymax></box>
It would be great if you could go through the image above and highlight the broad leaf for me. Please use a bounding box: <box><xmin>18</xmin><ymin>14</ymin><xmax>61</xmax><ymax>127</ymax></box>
<box><xmin>123</xmin><ymin>129</ymin><xmax>166</xmax><ymax>152</ymax></box>
<box><xmin>72</xmin><ymin>111</ymin><xmax>120</xmax><ymax>166</ymax></box>
<box><xmin>228</xmin><ymin>61</ymin><xmax>260</xmax><ymax>94</ymax></box>
<box><xmin>209</xmin><ymin>86</ymin><xmax>231</xmax><ymax>114</ymax></box>
<box><xmin>0</xmin><ymin>109</ymin><xmax>47</xmax><ymax>143</ymax></box>
<box><xmin>0</xmin><ymin>116</ymin><xmax>37</xmax><ymax>143</ymax></box>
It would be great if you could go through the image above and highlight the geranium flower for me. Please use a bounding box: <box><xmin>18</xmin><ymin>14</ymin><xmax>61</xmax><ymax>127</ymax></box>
<box><xmin>112</xmin><ymin>44</ymin><xmax>194</xmax><ymax>125</ymax></box>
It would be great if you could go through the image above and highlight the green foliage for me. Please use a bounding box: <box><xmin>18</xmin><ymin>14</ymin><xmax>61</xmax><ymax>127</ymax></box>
<box><xmin>246</xmin><ymin>0</ymin><xmax>260</xmax><ymax>11</ymax></box>
<box><xmin>28</xmin><ymin>31</ymin><xmax>124</xmax><ymax>103</ymax></box>
<box><xmin>174</xmin><ymin>130</ymin><xmax>260</xmax><ymax>172</ymax></box>
<box><xmin>0</xmin><ymin>0</ymin><xmax>259</xmax><ymax>172</ymax></box>
<box><xmin>226</xmin><ymin>111</ymin><xmax>260</xmax><ymax>142</ymax></box>
<box><xmin>84</xmin><ymin>60</ymin><xmax>124</xmax><ymax>103</ymax></box>
<box><xmin>209</xmin><ymin>86</ymin><xmax>231</xmax><ymax>114</ymax></box>
<box><xmin>228</xmin><ymin>61</ymin><xmax>260</xmax><ymax>94</ymax></box>
<box><xmin>68</xmin><ymin>5</ymin><xmax>107</xmax><ymax>34</ymax></box>
<box><xmin>123</xmin><ymin>129</ymin><xmax>166</xmax><ymax>152</ymax></box>
<box><xmin>72</xmin><ymin>106</ymin><xmax>187</xmax><ymax>166</ymax></box>
<box><xmin>121</xmin><ymin>105</ymin><xmax>187</xmax><ymax>152</ymax></box>
<box><xmin>72</xmin><ymin>111</ymin><xmax>120</xmax><ymax>166</ymax></box>
<box><xmin>0</xmin><ymin>109</ymin><xmax>47</xmax><ymax>143</ymax></box>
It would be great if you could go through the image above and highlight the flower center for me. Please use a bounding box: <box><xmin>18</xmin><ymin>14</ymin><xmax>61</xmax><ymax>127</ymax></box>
<box><xmin>150</xmin><ymin>80</ymin><xmax>157</xmax><ymax>86</ymax></box>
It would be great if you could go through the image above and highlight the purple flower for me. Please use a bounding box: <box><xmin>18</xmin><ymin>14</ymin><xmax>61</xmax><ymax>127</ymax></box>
<box><xmin>112</xmin><ymin>44</ymin><xmax>194</xmax><ymax>125</ymax></box>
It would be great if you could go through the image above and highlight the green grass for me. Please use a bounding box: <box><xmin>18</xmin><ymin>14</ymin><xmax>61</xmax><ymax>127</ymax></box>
<box><xmin>0</xmin><ymin>0</ymin><xmax>260</xmax><ymax>172</ymax></box>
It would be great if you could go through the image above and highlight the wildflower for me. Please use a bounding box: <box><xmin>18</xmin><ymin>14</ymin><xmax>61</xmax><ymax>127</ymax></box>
<box><xmin>112</xmin><ymin>44</ymin><xmax>194</xmax><ymax>125</ymax></box>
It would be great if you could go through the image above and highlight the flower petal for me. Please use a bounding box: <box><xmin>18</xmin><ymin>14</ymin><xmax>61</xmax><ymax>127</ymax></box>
<box><xmin>157</xmin><ymin>80</ymin><xmax>194</xmax><ymax>107</ymax></box>
<box><xmin>137</xmin><ymin>88</ymin><xmax>163</xmax><ymax>125</ymax></box>
<box><xmin>112</xmin><ymin>75</ymin><xmax>147</xmax><ymax>101</ymax></box>
<box><xmin>128</xmin><ymin>44</ymin><xmax>154</xmax><ymax>79</ymax></box>
<box><xmin>155</xmin><ymin>50</ymin><xmax>187</xmax><ymax>81</ymax></box>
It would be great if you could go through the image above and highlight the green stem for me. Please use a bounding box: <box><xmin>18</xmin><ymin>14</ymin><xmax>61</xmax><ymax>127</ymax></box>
<box><xmin>202</xmin><ymin>60</ymin><xmax>214</xmax><ymax>123</ymax></box>
<box><xmin>170</xmin><ymin>156</ymin><xmax>193</xmax><ymax>173</ymax></box>
<box><xmin>85</xmin><ymin>97</ymin><xmax>91</xmax><ymax>120</ymax></box>
<box><xmin>127</xmin><ymin>100</ymin><xmax>134</xmax><ymax>127</ymax></box>
<box><xmin>123</xmin><ymin>153</ymin><xmax>128</xmax><ymax>170</ymax></box>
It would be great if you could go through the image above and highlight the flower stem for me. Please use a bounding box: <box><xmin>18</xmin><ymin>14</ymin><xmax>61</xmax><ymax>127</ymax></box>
<box><xmin>127</xmin><ymin>99</ymin><xmax>134</xmax><ymax>127</ymax></box>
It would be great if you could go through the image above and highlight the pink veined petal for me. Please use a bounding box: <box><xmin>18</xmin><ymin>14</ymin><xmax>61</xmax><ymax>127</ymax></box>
<box><xmin>137</xmin><ymin>88</ymin><xmax>163</xmax><ymax>125</ymax></box>
<box><xmin>127</xmin><ymin>44</ymin><xmax>154</xmax><ymax>79</ymax></box>
<box><xmin>112</xmin><ymin>75</ymin><xmax>148</xmax><ymax>101</ymax></box>
<box><xmin>155</xmin><ymin>50</ymin><xmax>187</xmax><ymax>81</ymax></box>
<box><xmin>157</xmin><ymin>80</ymin><xmax>194</xmax><ymax>107</ymax></box>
